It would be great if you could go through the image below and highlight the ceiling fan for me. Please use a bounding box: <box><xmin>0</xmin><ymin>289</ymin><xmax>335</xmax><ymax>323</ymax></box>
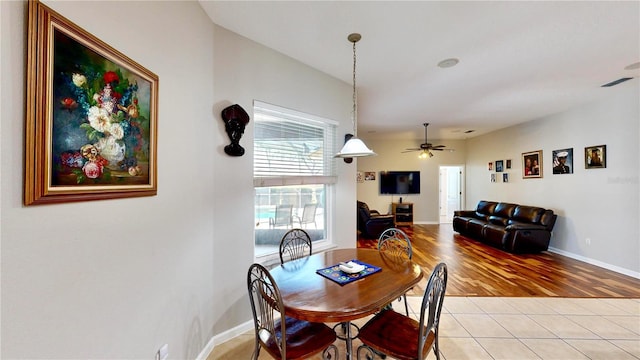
<box><xmin>402</xmin><ymin>123</ymin><xmax>447</xmax><ymax>158</ymax></box>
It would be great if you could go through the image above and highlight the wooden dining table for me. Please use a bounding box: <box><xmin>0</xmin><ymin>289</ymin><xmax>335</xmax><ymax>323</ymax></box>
<box><xmin>269</xmin><ymin>248</ymin><xmax>423</xmax><ymax>360</ymax></box>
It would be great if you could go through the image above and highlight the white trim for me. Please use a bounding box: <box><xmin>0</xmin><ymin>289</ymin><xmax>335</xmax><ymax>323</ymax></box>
<box><xmin>254</xmin><ymin>100</ymin><xmax>339</xmax><ymax>126</ymax></box>
<box><xmin>195</xmin><ymin>336</ymin><xmax>216</xmax><ymax>360</ymax></box>
<box><xmin>254</xmin><ymin>175</ymin><xmax>337</xmax><ymax>187</ymax></box>
<box><xmin>548</xmin><ymin>246</ymin><xmax>640</xmax><ymax>279</ymax></box>
<box><xmin>196</xmin><ymin>320</ymin><xmax>254</xmax><ymax>360</ymax></box>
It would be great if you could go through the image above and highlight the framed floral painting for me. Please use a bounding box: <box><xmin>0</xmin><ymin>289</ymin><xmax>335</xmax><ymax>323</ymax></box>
<box><xmin>25</xmin><ymin>0</ymin><xmax>158</xmax><ymax>205</ymax></box>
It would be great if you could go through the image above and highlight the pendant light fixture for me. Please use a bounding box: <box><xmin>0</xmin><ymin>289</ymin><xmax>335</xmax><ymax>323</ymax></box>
<box><xmin>335</xmin><ymin>33</ymin><xmax>376</xmax><ymax>158</ymax></box>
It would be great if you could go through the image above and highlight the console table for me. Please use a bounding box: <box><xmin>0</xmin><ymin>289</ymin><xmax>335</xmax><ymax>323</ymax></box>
<box><xmin>392</xmin><ymin>202</ymin><xmax>413</xmax><ymax>226</ymax></box>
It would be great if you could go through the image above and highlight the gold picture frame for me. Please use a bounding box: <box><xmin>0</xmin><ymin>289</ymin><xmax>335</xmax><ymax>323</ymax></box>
<box><xmin>584</xmin><ymin>145</ymin><xmax>606</xmax><ymax>169</ymax></box>
<box><xmin>25</xmin><ymin>0</ymin><xmax>159</xmax><ymax>205</ymax></box>
<box><xmin>522</xmin><ymin>150</ymin><xmax>543</xmax><ymax>178</ymax></box>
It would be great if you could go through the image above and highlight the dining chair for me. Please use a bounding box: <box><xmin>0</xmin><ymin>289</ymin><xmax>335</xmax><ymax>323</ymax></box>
<box><xmin>294</xmin><ymin>203</ymin><xmax>318</xmax><ymax>228</ymax></box>
<box><xmin>269</xmin><ymin>204</ymin><xmax>293</xmax><ymax>228</ymax></box>
<box><xmin>247</xmin><ymin>263</ymin><xmax>338</xmax><ymax>360</ymax></box>
<box><xmin>356</xmin><ymin>262</ymin><xmax>448</xmax><ymax>360</ymax></box>
<box><xmin>279</xmin><ymin>228</ymin><xmax>312</xmax><ymax>265</ymax></box>
<box><xmin>378</xmin><ymin>227</ymin><xmax>413</xmax><ymax>315</ymax></box>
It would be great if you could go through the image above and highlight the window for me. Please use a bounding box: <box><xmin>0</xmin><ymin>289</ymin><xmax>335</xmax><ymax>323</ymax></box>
<box><xmin>253</xmin><ymin>101</ymin><xmax>337</xmax><ymax>258</ymax></box>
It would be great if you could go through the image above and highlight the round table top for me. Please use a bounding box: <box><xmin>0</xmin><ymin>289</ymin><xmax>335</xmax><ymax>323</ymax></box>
<box><xmin>269</xmin><ymin>248</ymin><xmax>423</xmax><ymax>323</ymax></box>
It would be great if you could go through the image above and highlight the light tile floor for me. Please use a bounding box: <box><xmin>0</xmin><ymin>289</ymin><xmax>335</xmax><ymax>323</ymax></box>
<box><xmin>208</xmin><ymin>296</ymin><xmax>640</xmax><ymax>360</ymax></box>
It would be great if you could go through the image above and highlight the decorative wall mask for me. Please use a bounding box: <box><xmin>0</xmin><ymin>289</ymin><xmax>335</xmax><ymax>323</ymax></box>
<box><xmin>221</xmin><ymin>104</ymin><xmax>250</xmax><ymax>156</ymax></box>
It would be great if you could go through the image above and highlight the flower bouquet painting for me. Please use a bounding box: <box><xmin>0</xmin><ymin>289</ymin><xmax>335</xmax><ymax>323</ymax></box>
<box><xmin>25</xmin><ymin>1</ymin><xmax>158</xmax><ymax>205</ymax></box>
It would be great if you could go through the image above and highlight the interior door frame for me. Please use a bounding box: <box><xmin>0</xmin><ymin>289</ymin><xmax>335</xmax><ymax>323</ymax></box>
<box><xmin>438</xmin><ymin>165</ymin><xmax>465</xmax><ymax>223</ymax></box>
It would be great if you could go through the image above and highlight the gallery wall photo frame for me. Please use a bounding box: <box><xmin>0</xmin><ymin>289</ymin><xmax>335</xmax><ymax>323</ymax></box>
<box><xmin>522</xmin><ymin>150</ymin><xmax>543</xmax><ymax>178</ymax></box>
<box><xmin>506</xmin><ymin>159</ymin><xmax>512</xmax><ymax>169</ymax></box>
<box><xmin>585</xmin><ymin>145</ymin><xmax>606</xmax><ymax>169</ymax></box>
<box><xmin>552</xmin><ymin>148</ymin><xmax>573</xmax><ymax>174</ymax></box>
<box><xmin>25</xmin><ymin>0</ymin><xmax>159</xmax><ymax>205</ymax></box>
<box><xmin>495</xmin><ymin>160</ymin><xmax>504</xmax><ymax>172</ymax></box>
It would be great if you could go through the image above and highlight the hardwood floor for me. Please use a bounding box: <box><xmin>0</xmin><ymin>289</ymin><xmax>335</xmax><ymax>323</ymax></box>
<box><xmin>357</xmin><ymin>224</ymin><xmax>640</xmax><ymax>298</ymax></box>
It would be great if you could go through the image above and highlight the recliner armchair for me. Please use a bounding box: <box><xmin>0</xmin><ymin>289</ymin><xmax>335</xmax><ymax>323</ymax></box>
<box><xmin>357</xmin><ymin>201</ymin><xmax>395</xmax><ymax>239</ymax></box>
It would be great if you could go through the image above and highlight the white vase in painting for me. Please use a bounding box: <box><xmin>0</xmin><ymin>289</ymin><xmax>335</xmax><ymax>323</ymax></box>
<box><xmin>95</xmin><ymin>135</ymin><xmax>125</xmax><ymax>169</ymax></box>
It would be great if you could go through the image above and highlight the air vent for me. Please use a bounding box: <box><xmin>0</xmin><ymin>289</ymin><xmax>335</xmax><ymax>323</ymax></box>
<box><xmin>601</xmin><ymin>77</ymin><xmax>633</xmax><ymax>87</ymax></box>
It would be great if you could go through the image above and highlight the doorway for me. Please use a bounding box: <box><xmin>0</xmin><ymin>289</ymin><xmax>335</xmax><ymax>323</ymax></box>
<box><xmin>439</xmin><ymin>166</ymin><xmax>464</xmax><ymax>223</ymax></box>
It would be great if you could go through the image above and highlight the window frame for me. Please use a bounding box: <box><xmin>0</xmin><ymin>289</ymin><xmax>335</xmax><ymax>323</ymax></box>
<box><xmin>253</xmin><ymin>100</ymin><xmax>338</xmax><ymax>262</ymax></box>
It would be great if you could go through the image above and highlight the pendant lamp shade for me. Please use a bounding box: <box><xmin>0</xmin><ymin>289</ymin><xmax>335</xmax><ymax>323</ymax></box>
<box><xmin>335</xmin><ymin>33</ymin><xmax>376</xmax><ymax>159</ymax></box>
<box><xmin>335</xmin><ymin>137</ymin><xmax>376</xmax><ymax>158</ymax></box>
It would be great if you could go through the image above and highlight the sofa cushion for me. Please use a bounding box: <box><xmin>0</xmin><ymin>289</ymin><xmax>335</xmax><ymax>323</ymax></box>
<box><xmin>466</xmin><ymin>218</ymin><xmax>487</xmax><ymax>238</ymax></box>
<box><xmin>512</xmin><ymin>206</ymin><xmax>544</xmax><ymax>224</ymax></box>
<box><xmin>475</xmin><ymin>200</ymin><xmax>497</xmax><ymax>219</ymax></box>
<box><xmin>539</xmin><ymin>210</ymin><xmax>557</xmax><ymax>229</ymax></box>
<box><xmin>488</xmin><ymin>216</ymin><xmax>509</xmax><ymax>226</ymax></box>
<box><xmin>494</xmin><ymin>203</ymin><xmax>517</xmax><ymax>218</ymax></box>
<box><xmin>358</xmin><ymin>201</ymin><xmax>370</xmax><ymax>214</ymax></box>
<box><xmin>483</xmin><ymin>223</ymin><xmax>509</xmax><ymax>247</ymax></box>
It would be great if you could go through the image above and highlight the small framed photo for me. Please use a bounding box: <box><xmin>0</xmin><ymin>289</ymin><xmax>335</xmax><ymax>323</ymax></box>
<box><xmin>552</xmin><ymin>148</ymin><xmax>573</xmax><ymax>174</ymax></box>
<box><xmin>506</xmin><ymin>159</ymin><xmax>512</xmax><ymax>169</ymax></box>
<box><xmin>585</xmin><ymin>145</ymin><xmax>606</xmax><ymax>169</ymax></box>
<box><xmin>364</xmin><ymin>171</ymin><xmax>376</xmax><ymax>181</ymax></box>
<box><xmin>503</xmin><ymin>173</ymin><xmax>509</xmax><ymax>182</ymax></box>
<box><xmin>490</xmin><ymin>173</ymin><xmax>496</xmax><ymax>182</ymax></box>
<box><xmin>357</xmin><ymin>171</ymin><xmax>364</xmax><ymax>183</ymax></box>
<box><xmin>495</xmin><ymin>160</ymin><xmax>504</xmax><ymax>172</ymax></box>
<box><xmin>488</xmin><ymin>162</ymin><xmax>493</xmax><ymax>171</ymax></box>
<box><xmin>522</xmin><ymin>150</ymin><xmax>543</xmax><ymax>178</ymax></box>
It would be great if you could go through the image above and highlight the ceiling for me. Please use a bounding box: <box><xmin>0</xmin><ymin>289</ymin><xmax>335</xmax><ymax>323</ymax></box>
<box><xmin>200</xmin><ymin>1</ymin><xmax>639</xmax><ymax>142</ymax></box>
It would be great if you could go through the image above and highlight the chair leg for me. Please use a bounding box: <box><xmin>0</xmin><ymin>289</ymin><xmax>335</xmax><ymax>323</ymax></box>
<box><xmin>251</xmin><ymin>340</ymin><xmax>260</xmax><ymax>360</ymax></box>
<box><xmin>433</xmin><ymin>328</ymin><xmax>441</xmax><ymax>360</ymax></box>
<box><xmin>403</xmin><ymin>294</ymin><xmax>409</xmax><ymax>316</ymax></box>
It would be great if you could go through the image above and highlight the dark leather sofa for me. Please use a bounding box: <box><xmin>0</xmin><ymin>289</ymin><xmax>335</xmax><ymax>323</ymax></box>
<box><xmin>357</xmin><ymin>201</ymin><xmax>395</xmax><ymax>239</ymax></box>
<box><xmin>453</xmin><ymin>200</ymin><xmax>557</xmax><ymax>253</ymax></box>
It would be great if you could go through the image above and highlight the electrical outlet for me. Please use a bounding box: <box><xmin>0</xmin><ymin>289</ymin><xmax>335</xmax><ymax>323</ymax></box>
<box><xmin>156</xmin><ymin>344</ymin><xmax>168</xmax><ymax>360</ymax></box>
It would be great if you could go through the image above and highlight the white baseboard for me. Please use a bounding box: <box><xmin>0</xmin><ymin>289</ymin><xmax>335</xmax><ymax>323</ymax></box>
<box><xmin>548</xmin><ymin>246</ymin><xmax>640</xmax><ymax>279</ymax></box>
<box><xmin>195</xmin><ymin>320</ymin><xmax>254</xmax><ymax>360</ymax></box>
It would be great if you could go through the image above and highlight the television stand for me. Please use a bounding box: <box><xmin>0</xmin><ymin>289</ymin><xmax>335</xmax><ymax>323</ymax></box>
<box><xmin>392</xmin><ymin>202</ymin><xmax>413</xmax><ymax>227</ymax></box>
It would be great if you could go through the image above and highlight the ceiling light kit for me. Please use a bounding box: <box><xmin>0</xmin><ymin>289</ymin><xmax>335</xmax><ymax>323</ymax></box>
<box><xmin>402</xmin><ymin>123</ymin><xmax>448</xmax><ymax>159</ymax></box>
<box><xmin>334</xmin><ymin>33</ymin><xmax>376</xmax><ymax>159</ymax></box>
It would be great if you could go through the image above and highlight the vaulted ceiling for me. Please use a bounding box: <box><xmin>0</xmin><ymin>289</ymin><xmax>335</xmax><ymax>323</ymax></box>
<box><xmin>200</xmin><ymin>1</ymin><xmax>639</xmax><ymax>141</ymax></box>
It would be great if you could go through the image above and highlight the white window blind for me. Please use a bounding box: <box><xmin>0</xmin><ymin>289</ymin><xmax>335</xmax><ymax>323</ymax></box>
<box><xmin>253</xmin><ymin>101</ymin><xmax>337</xmax><ymax>187</ymax></box>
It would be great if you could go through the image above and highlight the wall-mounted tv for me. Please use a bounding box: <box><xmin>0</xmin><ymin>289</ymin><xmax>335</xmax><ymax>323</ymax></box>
<box><xmin>379</xmin><ymin>171</ymin><xmax>421</xmax><ymax>194</ymax></box>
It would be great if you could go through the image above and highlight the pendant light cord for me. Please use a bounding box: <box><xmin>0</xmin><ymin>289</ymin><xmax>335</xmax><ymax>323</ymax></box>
<box><xmin>352</xmin><ymin>38</ymin><xmax>358</xmax><ymax>137</ymax></box>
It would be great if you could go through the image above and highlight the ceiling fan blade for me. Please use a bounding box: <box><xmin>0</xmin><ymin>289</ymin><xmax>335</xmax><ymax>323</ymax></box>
<box><xmin>401</xmin><ymin>149</ymin><xmax>420</xmax><ymax>153</ymax></box>
<box><xmin>432</xmin><ymin>148</ymin><xmax>445</xmax><ymax>151</ymax></box>
<box><xmin>432</xmin><ymin>145</ymin><xmax>446</xmax><ymax>148</ymax></box>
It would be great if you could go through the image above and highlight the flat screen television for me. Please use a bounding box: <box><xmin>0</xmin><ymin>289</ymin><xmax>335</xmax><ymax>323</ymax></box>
<box><xmin>379</xmin><ymin>171</ymin><xmax>421</xmax><ymax>194</ymax></box>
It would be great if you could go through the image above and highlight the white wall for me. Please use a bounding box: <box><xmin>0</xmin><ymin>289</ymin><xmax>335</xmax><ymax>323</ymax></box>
<box><xmin>209</xmin><ymin>25</ymin><xmax>355</xmax><ymax>337</ymax></box>
<box><xmin>2</xmin><ymin>1</ymin><xmax>216</xmax><ymax>359</ymax></box>
<box><xmin>1</xmin><ymin>1</ymin><xmax>355</xmax><ymax>359</ymax></box>
<box><xmin>357</xmin><ymin>139</ymin><xmax>467</xmax><ymax>222</ymax></box>
<box><xmin>465</xmin><ymin>83</ymin><xmax>639</xmax><ymax>275</ymax></box>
